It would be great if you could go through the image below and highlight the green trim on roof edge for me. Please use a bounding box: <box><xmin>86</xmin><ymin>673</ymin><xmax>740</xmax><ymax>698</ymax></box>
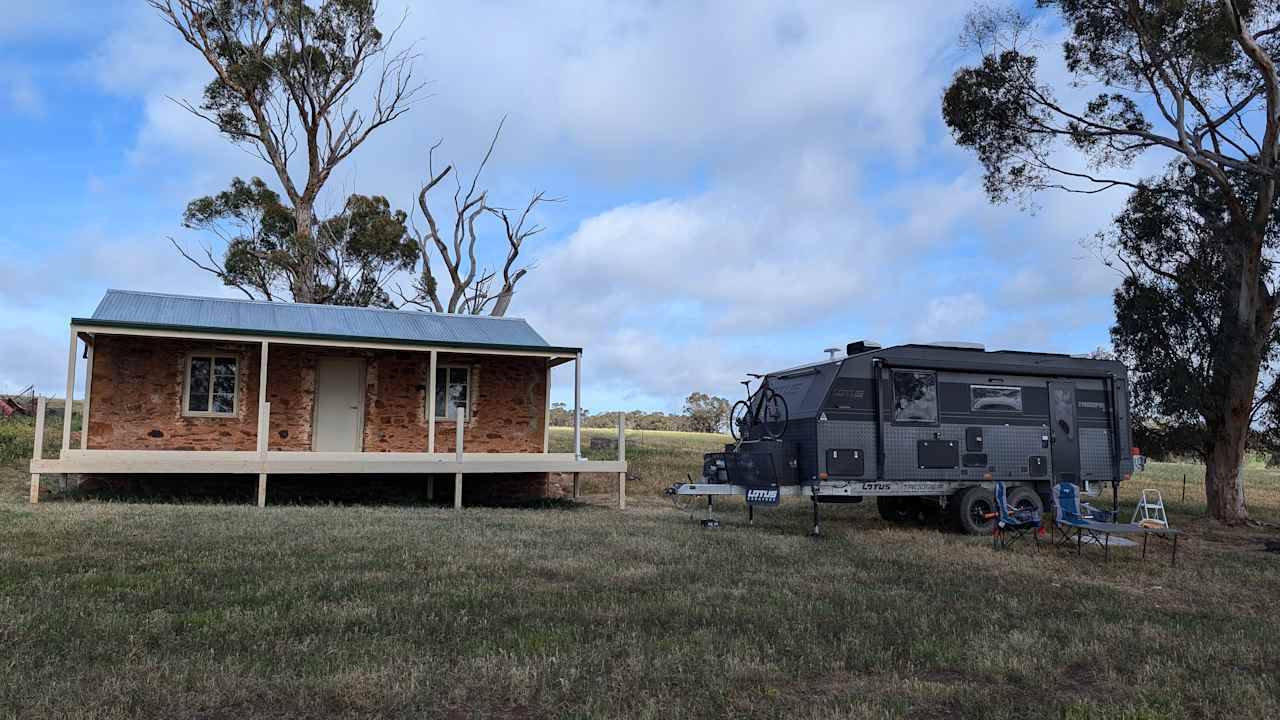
<box><xmin>71</xmin><ymin>318</ymin><xmax>582</xmax><ymax>355</ymax></box>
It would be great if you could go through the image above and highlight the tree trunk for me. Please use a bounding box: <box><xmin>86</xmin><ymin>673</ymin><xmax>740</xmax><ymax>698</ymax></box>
<box><xmin>1200</xmin><ymin>228</ymin><xmax>1269</xmax><ymax>525</ymax></box>
<box><xmin>1203</xmin><ymin>407</ymin><xmax>1251</xmax><ymax>525</ymax></box>
<box><xmin>292</xmin><ymin>200</ymin><xmax>320</xmax><ymax>304</ymax></box>
<box><xmin>489</xmin><ymin>287</ymin><xmax>514</xmax><ymax>317</ymax></box>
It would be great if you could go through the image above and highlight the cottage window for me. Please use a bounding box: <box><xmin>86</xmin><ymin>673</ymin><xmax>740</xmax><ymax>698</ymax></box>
<box><xmin>185</xmin><ymin>354</ymin><xmax>238</xmax><ymax>416</ymax></box>
<box><xmin>891</xmin><ymin>370</ymin><xmax>938</xmax><ymax>424</ymax></box>
<box><xmin>434</xmin><ymin>366</ymin><xmax>470</xmax><ymax>421</ymax></box>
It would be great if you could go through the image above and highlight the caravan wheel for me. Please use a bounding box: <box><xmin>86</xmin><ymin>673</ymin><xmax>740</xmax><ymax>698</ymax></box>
<box><xmin>952</xmin><ymin>486</ymin><xmax>997</xmax><ymax>535</ymax></box>
<box><xmin>1005</xmin><ymin>486</ymin><xmax>1043</xmax><ymax>517</ymax></box>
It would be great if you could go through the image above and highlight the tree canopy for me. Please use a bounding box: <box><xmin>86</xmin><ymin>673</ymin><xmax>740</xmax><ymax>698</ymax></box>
<box><xmin>153</xmin><ymin>0</ymin><xmax>422</xmax><ymax>303</ymax></box>
<box><xmin>943</xmin><ymin>0</ymin><xmax>1280</xmax><ymax>523</ymax></box>
<box><xmin>1106</xmin><ymin>162</ymin><xmax>1280</xmax><ymax>454</ymax></box>
<box><xmin>180</xmin><ymin>177</ymin><xmax>416</xmax><ymax>307</ymax></box>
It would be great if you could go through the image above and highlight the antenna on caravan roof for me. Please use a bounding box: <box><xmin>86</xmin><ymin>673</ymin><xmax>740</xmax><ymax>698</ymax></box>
<box><xmin>823</xmin><ymin>347</ymin><xmax>841</xmax><ymax>360</ymax></box>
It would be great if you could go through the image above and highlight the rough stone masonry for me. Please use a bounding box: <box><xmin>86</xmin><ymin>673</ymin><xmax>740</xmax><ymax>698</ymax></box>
<box><xmin>84</xmin><ymin>335</ymin><xmax>557</xmax><ymax>501</ymax></box>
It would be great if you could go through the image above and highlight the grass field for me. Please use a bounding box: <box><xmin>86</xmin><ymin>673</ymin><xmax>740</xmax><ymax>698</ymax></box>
<box><xmin>1</xmin><ymin>422</ymin><xmax>1278</xmax><ymax>718</ymax></box>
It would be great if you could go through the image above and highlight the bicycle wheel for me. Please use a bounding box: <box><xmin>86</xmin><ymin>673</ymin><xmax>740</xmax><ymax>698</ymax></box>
<box><xmin>729</xmin><ymin>400</ymin><xmax>750</xmax><ymax>442</ymax></box>
<box><xmin>762</xmin><ymin>391</ymin><xmax>789</xmax><ymax>439</ymax></box>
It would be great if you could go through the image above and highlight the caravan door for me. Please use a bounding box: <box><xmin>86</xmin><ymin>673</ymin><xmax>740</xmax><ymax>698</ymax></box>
<box><xmin>1047</xmin><ymin>381</ymin><xmax>1081</xmax><ymax>485</ymax></box>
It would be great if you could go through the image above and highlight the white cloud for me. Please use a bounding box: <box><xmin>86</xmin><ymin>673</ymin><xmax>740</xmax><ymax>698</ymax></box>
<box><xmin>0</xmin><ymin>323</ymin><xmax>69</xmax><ymax>395</ymax></box>
<box><xmin>95</xmin><ymin>1</ymin><xmax>972</xmax><ymax>198</ymax></box>
<box><xmin>517</xmin><ymin>147</ymin><xmax>993</xmax><ymax>405</ymax></box>
<box><xmin>3</xmin><ymin>0</ymin><xmax>1171</xmax><ymax>409</ymax></box>
<box><xmin>0</xmin><ymin>226</ymin><xmax>230</xmax><ymax>311</ymax></box>
<box><xmin>0</xmin><ymin>225</ymin><xmax>236</xmax><ymax>396</ymax></box>
<box><xmin>911</xmin><ymin>293</ymin><xmax>989</xmax><ymax>342</ymax></box>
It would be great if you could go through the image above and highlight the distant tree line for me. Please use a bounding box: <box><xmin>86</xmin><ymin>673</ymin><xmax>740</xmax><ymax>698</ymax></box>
<box><xmin>549</xmin><ymin>392</ymin><xmax>730</xmax><ymax>433</ymax></box>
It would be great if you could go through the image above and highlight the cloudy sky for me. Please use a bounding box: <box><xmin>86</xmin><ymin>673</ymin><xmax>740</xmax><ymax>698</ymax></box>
<box><xmin>0</xmin><ymin>1</ymin><xmax>1147</xmax><ymax>412</ymax></box>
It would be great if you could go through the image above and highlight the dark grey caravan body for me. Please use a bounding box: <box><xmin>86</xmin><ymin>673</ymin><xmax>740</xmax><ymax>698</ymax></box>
<box><xmin>673</xmin><ymin>342</ymin><xmax>1135</xmax><ymax>535</ymax></box>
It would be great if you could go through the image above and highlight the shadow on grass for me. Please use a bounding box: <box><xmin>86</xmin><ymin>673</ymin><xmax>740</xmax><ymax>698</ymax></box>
<box><xmin>57</xmin><ymin>473</ymin><xmax>584</xmax><ymax>510</ymax></box>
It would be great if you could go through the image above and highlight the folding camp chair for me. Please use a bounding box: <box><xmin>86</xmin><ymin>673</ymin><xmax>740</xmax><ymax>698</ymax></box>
<box><xmin>1051</xmin><ymin>483</ymin><xmax>1181</xmax><ymax>565</ymax></box>
<box><xmin>992</xmin><ymin>481</ymin><xmax>1041</xmax><ymax>551</ymax></box>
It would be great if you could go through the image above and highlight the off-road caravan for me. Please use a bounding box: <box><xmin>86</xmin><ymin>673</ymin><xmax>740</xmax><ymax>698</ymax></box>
<box><xmin>668</xmin><ymin>341</ymin><xmax>1134</xmax><ymax>535</ymax></box>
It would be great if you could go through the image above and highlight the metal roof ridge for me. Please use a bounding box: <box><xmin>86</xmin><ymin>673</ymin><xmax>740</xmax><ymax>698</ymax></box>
<box><xmin>70</xmin><ymin>316</ymin><xmax>582</xmax><ymax>354</ymax></box>
<box><xmin>101</xmin><ymin>289</ymin><xmax>533</xmax><ymax>323</ymax></box>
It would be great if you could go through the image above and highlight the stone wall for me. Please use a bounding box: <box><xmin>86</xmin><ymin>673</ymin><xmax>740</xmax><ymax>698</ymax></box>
<box><xmin>86</xmin><ymin>336</ymin><xmax>263</xmax><ymax>451</ymax></box>
<box><xmin>429</xmin><ymin>352</ymin><xmax>548</xmax><ymax>453</ymax></box>
<box><xmin>87</xmin><ymin>335</ymin><xmax>550</xmax><ymax>456</ymax></box>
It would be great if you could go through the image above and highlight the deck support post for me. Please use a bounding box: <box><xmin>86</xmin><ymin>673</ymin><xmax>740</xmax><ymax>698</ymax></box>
<box><xmin>617</xmin><ymin>414</ymin><xmax>626</xmax><ymax>510</ymax></box>
<box><xmin>573</xmin><ymin>352</ymin><xmax>582</xmax><ymax>459</ymax></box>
<box><xmin>427</xmin><ymin>350</ymin><xmax>437</xmax><ymax>453</ymax></box>
<box><xmin>573</xmin><ymin>472</ymin><xmax>580</xmax><ymax>500</ymax></box>
<box><xmin>256</xmin><ymin>401</ymin><xmax>271</xmax><ymax>508</ymax></box>
<box><xmin>542</xmin><ymin>361</ymin><xmax>551</xmax><ymax>453</ymax></box>
<box><xmin>80</xmin><ymin>339</ymin><xmax>94</xmax><ymax>450</ymax></box>
<box><xmin>427</xmin><ymin>476</ymin><xmax>435</xmax><ymax>502</ymax></box>
<box><xmin>454</xmin><ymin>405</ymin><xmax>465</xmax><ymax>509</ymax></box>
<box><xmin>61</xmin><ymin>327</ymin><xmax>77</xmax><ymax>453</ymax></box>
<box><xmin>256</xmin><ymin>341</ymin><xmax>270</xmax><ymax>508</ymax></box>
<box><xmin>29</xmin><ymin>397</ymin><xmax>47</xmax><ymax>504</ymax></box>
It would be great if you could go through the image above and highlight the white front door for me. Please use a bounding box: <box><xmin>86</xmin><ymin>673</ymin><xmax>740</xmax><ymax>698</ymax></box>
<box><xmin>313</xmin><ymin>358</ymin><xmax>365</xmax><ymax>451</ymax></box>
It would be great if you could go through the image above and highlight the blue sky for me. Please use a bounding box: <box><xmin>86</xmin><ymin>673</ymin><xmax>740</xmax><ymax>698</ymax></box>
<box><xmin>0</xmin><ymin>1</ymin><xmax>1145</xmax><ymax>412</ymax></box>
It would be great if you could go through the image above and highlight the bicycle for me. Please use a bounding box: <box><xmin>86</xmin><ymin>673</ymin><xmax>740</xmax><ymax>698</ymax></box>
<box><xmin>729</xmin><ymin>373</ymin><xmax>789</xmax><ymax>442</ymax></box>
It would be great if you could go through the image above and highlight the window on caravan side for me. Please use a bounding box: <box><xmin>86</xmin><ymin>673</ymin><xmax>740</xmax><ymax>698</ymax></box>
<box><xmin>971</xmin><ymin>385</ymin><xmax>1023</xmax><ymax>413</ymax></box>
<box><xmin>892</xmin><ymin>370</ymin><xmax>938</xmax><ymax>424</ymax></box>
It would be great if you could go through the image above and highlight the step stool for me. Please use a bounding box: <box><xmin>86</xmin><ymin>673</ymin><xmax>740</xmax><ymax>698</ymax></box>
<box><xmin>1131</xmin><ymin>488</ymin><xmax>1169</xmax><ymax>527</ymax></box>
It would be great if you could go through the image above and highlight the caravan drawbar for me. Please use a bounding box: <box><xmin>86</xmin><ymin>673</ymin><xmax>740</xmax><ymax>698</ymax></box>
<box><xmin>667</xmin><ymin>341</ymin><xmax>1135</xmax><ymax>535</ymax></box>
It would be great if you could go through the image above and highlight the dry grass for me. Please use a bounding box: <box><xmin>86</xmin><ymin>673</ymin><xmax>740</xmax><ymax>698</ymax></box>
<box><xmin>1</xmin><ymin>428</ymin><xmax>1278</xmax><ymax>718</ymax></box>
<box><xmin>549</xmin><ymin>425</ymin><xmax>729</xmax><ymax>500</ymax></box>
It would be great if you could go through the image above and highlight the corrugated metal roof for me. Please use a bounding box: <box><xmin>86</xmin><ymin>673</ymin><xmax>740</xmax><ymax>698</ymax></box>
<box><xmin>77</xmin><ymin>290</ymin><xmax>576</xmax><ymax>353</ymax></box>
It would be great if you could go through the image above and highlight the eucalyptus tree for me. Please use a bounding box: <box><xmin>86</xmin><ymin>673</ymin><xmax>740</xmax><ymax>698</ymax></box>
<box><xmin>405</xmin><ymin>121</ymin><xmax>560</xmax><ymax>316</ymax></box>
<box><xmin>151</xmin><ymin>0</ymin><xmax>423</xmax><ymax>304</ymax></box>
<box><xmin>178</xmin><ymin>177</ymin><xmax>416</xmax><ymax>307</ymax></box>
<box><xmin>1104</xmin><ymin>163</ymin><xmax>1280</xmax><ymax>475</ymax></box>
<box><xmin>943</xmin><ymin>1</ymin><xmax>1280</xmax><ymax>523</ymax></box>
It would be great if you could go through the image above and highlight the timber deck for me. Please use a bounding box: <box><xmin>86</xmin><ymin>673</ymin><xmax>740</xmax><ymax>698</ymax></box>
<box><xmin>31</xmin><ymin>450</ymin><xmax>626</xmax><ymax>475</ymax></box>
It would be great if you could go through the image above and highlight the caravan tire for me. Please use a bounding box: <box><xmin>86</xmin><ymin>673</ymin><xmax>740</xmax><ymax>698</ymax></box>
<box><xmin>1005</xmin><ymin>485</ymin><xmax>1044</xmax><ymax>517</ymax></box>
<box><xmin>952</xmin><ymin>486</ymin><xmax>998</xmax><ymax>535</ymax></box>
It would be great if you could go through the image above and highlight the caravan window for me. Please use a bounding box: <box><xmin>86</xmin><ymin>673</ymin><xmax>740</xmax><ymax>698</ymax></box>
<box><xmin>892</xmin><ymin>370</ymin><xmax>938</xmax><ymax>424</ymax></box>
<box><xmin>971</xmin><ymin>385</ymin><xmax>1022</xmax><ymax>413</ymax></box>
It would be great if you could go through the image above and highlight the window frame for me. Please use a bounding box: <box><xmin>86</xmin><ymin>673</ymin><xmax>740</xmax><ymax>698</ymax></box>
<box><xmin>182</xmin><ymin>352</ymin><xmax>240</xmax><ymax>418</ymax></box>
<box><xmin>969</xmin><ymin>384</ymin><xmax>1024</xmax><ymax>414</ymax></box>
<box><xmin>890</xmin><ymin>369</ymin><xmax>940</xmax><ymax>426</ymax></box>
<box><xmin>432</xmin><ymin>364</ymin><xmax>473</xmax><ymax>423</ymax></box>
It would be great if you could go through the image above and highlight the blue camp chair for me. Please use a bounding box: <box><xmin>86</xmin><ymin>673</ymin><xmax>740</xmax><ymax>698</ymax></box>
<box><xmin>992</xmin><ymin>481</ymin><xmax>1041</xmax><ymax>551</ymax></box>
<box><xmin>1051</xmin><ymin>483</ymin><xmax>1181</xmax><ymax>564</ymax></box>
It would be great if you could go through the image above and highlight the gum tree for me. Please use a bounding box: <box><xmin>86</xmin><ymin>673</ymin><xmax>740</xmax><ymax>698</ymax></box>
<box><xmin>152</xmin><ymin>0</ymin><xmax>422</xmax><ymax>303</ymax></box>
<box><xmin>178</xmin><ymin>176</ymin><xmax>416</xmax><ymax>307</ymax></box>
<box><xmin>943</xmin><ymin>1</ymin><xmax>1280</xmax><ymax>523</ymax></box>
<box><xmin>404</xmin><ymin>121</ymin><xmax>560</xmax><ymax>316</ymax></box>
<box><xmin>1104</xmin><ymin>163</ymin><xmax>1280</xmax><ymax>471</ymax></box>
